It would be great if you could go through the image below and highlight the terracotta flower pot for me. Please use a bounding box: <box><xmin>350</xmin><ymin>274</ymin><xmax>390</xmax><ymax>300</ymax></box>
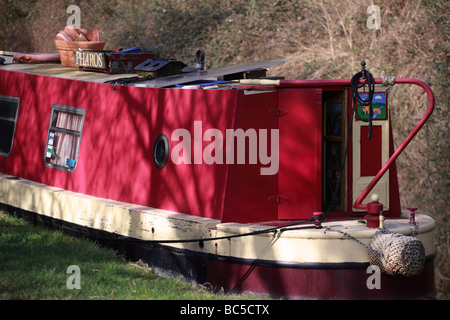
<box><xmin>55</xmin><ymin>40</ymin><xmax>105</xmax><ymax>67</ymax></box>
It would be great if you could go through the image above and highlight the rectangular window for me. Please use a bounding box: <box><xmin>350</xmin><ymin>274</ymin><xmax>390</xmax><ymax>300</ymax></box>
<box><xmin>45</xmin><ymin>105</ymin><xmax>85</xmax><ymax>172</ymax></box>
<box><xmin>0</xmin><ymin>95</ymin><xmax>20</xmax><ymax>157</ymax></box>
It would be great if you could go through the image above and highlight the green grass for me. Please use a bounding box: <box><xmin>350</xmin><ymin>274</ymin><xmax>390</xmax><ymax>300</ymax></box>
<box><xmin>0</xmin><ymin>211</ymin><xmax>263</xmax><ymax>300</ymax></box>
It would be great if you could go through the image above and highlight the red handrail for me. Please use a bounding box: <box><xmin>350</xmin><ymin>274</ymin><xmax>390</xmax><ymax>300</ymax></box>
<box><xmin>352</xmin><ymin>78</ymin><xmax>435</xmax><ymax>210</ymax></box>
<box><xmin>278</xmin><ymin>78</ymin><xmax>435</xmax><ymax>211</ymax></box>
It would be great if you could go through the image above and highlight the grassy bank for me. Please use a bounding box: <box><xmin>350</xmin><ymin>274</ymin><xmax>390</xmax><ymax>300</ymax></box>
<box><xmin>0</xmin><ymin>211</ymin><xmax>261</xmax><ymax>300</ymax></box>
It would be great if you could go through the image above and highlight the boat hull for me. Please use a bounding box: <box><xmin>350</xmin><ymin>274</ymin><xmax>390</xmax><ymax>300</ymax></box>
<box><xmin>0</xmin><ymin>173</ymin><xmax>436</xmax><ymax>299</ymax></box>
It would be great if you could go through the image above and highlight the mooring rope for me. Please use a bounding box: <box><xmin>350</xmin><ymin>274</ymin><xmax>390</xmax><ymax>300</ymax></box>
<box><xmin>98</xmin><ymin>218</ymin><xmax>316</xmax><ymax>245</ymax></box>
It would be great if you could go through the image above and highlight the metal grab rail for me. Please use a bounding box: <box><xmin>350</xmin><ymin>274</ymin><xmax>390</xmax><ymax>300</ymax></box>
<box><xmin>352</xmin><ymin>78</ymin><xmax>435</xmax><ymax>210</ymax></box>
<box><xmin>278</xmin><ymin>78</ymin><xmax>435</xmax><ymax>211</ymax></box>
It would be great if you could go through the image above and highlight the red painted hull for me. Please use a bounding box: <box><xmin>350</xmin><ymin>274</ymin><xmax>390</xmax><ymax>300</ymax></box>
<box><xmin>205</xmin><ymin>259</ymin><xmax>435</xmax><ymax>299</ymax></box>
<box><xmin>5</xmin><ymin>204</ymin><xmax>436</xmax><ymax>300</ymax></box>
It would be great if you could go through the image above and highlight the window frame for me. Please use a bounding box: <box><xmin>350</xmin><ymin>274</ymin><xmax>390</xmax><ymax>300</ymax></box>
<box><xmin>0</xmin><ymin>95</ymin><xmax>20</xmax><ymax>157</ymax></box>
<box><xmin>44</xmin><ymin>104</ymin><xmax>86</xmax><ymax>173</ymax></box>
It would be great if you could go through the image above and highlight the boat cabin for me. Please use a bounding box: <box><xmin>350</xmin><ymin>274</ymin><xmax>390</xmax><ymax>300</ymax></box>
<box><xmin>0</xmin><ymin>56</ymin><xmax>405</xmax><ymax>224</ymax></box>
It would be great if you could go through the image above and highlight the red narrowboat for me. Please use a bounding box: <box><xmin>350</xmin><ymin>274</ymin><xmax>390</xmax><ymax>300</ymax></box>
<box><xmin>0</xmin><ymin>50</ymin><xmax>436</xmax><ymax>299</ymax></box>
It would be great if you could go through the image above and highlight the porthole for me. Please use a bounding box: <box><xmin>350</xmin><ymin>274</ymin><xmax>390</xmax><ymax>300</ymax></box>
<box><xmin>153</xmin><ymin>133</ymin><xmax>169</xmax><ymax>169</ymax></box>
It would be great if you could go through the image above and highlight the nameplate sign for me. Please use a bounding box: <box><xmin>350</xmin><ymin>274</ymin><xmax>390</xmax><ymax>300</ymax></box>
<box><xmin>74</xmin><ymin>51</ymin><xmax>107</xmax><ymax>69</ymax></box>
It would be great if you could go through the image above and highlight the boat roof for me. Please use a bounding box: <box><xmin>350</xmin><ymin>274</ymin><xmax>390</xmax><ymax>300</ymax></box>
<box><xmin>0</xmin><ymin>54</ymin><xmax>284</xmax><ymax>88</ymax></box>
<box><xmin>0</xmin><ymin>61</ymin><xmax>136</xmax><ymax>84</ymax></box>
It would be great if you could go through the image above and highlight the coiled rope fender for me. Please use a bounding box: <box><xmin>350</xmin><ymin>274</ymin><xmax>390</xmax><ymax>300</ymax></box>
<box><xmin>369</xmin><ymin>230</ymin><xmax>426</xmax><ymax>277</ymax></box>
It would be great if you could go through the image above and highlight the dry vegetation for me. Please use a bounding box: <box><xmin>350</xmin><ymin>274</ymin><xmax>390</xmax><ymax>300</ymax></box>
<box><xmin>1</xmin><ymin>0</ymin><xmax>448</xmax><ymax>299</ymax></box>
